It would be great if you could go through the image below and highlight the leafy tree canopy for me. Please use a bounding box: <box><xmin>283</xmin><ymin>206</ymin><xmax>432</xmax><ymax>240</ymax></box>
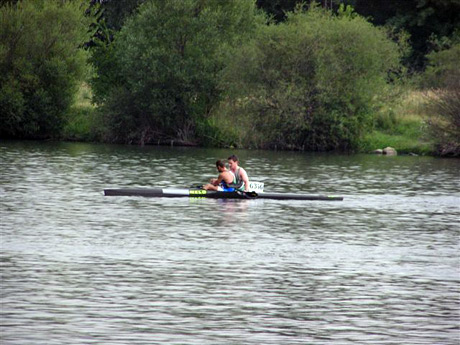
<box><xmin>256</xmin><ymin>0</ymin><xmax>460</xmax><ymax>70</ymax></box>
<box><xmin>0</xmin><ymin>0</ymin><xmax>95</xmax><ymax>139</ymax></box>
<box><xmin>99</xmin><ymin>0</ymin><xmax>263</xmax><ymax>144</ymax></box>
<box><xmin>212</xmin><ymin>5</ymin><xmax>402</xmax><ymax>151</ymax></box>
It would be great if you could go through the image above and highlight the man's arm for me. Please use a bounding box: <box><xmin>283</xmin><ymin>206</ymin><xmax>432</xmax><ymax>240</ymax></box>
<box><xmin>213</xmin><ymin>173</ymin><xmax>224</xmax><ymax>186</ymax></box>
<box><xmin>204</xmin><ymin>173</ymin><xmax>224</xmax><ymax>191</ymax></box>
<box><xmin>240</xmin><ymin>168</ymin><xmax>250</xmax><ymax>192</ymax></box>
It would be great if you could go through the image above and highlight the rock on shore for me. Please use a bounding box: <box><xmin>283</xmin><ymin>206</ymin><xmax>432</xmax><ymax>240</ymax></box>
<box><xmin>372</xmin><ymin>147</ymin><xmax>397</xmax><ymax>155</ymax></box>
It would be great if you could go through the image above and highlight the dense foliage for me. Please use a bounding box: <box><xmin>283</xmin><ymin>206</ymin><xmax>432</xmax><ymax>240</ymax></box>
<box><xmin>423</xmin><ymin>42</ymin><xmax>460</xmax><ymax>156</ymax></box>
<box><xmin>257</xmin><ymin>0</ymin><xmax>460</xmax><ymax>71</ymax></box>
<box><xmin>87</xmin><ymin>0</ymin><xmax>145</xmax><ymax>101</ymax></box>
<box><xmin>209</xmin><ymin>6</ymin><xmax>401</xmax><ymax>150</ymax></box>
<box><xmin>0</xmin><ymin>0</ymin><xmax>93</xmax><ymax>139</ymax></box>
<box><xmin>351</xmin><ymin>0</ymin><xmax>460</xmax><ymax>70</ymax></box>
<box><xmin>2</xmin><ymin>0</ymin><xmax>458</xmax><ymax>156</ymax></box>
<box><xmin>97</xmin><ymin>0</ymin><xmax>262</xmax><ymax>144</ymax></box>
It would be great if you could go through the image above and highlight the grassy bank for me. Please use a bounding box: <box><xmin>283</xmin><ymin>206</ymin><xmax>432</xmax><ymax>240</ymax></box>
<box><xmin>360</xmin><ymin>91</ymin><xmax>435</xmax><ymax>155</ymax></box>
<box><xmin>62</xmin><ymin>82</ymin><xmax>98</xmax><ymax>141</ymax></box>
<box><xmin>65</xmin><ymin>83</ymin><xmax>437</xmax><ymax>155</ymax></box>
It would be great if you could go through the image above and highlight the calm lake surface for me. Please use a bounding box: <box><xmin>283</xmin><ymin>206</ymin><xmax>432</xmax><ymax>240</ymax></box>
<box><xmin>1</xmin><ymin>141</ymin><xmax>459</xmax><ymax>344</ymax></box>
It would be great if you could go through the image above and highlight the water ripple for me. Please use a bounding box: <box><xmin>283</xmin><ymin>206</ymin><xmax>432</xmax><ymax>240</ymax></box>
<box><xmin>1</xmin><ymin>142</ymin><xmax>459</xmax><ymax>344</ymax></box>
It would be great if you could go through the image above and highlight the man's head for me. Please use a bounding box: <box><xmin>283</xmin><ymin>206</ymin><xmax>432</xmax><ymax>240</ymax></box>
<box><xmin>227</xmin><ymin>155</ymin><xmax>239</xmax><ymax>170</ymax></box>
<box><xmin>216</xmin><ymin>160</ymin><xmax>226</xmax><ymax>172</ymax></box>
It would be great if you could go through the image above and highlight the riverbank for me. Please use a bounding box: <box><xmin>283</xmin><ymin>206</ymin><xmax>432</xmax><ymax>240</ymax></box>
<box><xmin>360</xmin><ymin>91</ymin><xmax>435</xmax><ymax>155</ymax></box>
<box><xmin>64</xmin><ymin>85</ymin><xmax>437</xmax><ymax>155</ymax></box>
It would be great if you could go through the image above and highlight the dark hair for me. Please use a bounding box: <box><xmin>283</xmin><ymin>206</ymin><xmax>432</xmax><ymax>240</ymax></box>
<box><xmin>228</xmin><ymin>154</ymin><xmax>238</xmax><ymax>162</ymax></box>
<box><xmin>216</xmin><ymin>160</ymin><xmax>226</xmax><ymax>168</ymax></box>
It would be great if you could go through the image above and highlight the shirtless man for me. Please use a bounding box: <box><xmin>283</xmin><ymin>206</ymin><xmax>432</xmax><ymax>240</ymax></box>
<box><xmin>227</xmin><ymin>154</ymin><xmax>250</xmax><ymax>192</ymax></box>
<box><xmin>203</xmin><ymin>160</ymin><xmax>236</xmax><ymax>191</ymax></box>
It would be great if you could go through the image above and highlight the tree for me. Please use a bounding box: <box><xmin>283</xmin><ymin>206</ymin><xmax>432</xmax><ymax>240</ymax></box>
<box><xmin>99</xmin><ymin>0</ymin><xmax>262</xmax><ymax>144</ymax></box>
<box><xmin>211</xmin><ymin>5</ymin><xmax>402</xmax><ymax>151</ymax></box>
<box><xmin>256</xmin><ymin>0</ymin><xmax>460</xmax><ymax>71</ymax></box>
<box><xmin>256</xmin><ymin>0</ymin><xmax>300</xmax><ymax>22</ymax></box>
<box><xmin>87</xmin><ymin>0</ymin><xmax>146</xmax><ymax>100</ymax></box>
<box><xmin>0</xmin><ymin>0</ymin><xmax>94</xmax><ymax>139</ymax></box>
<box><xmin>89</xmin><ymin>0</ymin><xmax>145</xmax><ymax>33</ymax></box>
<box><xmin>256</xmin><ymin>0</ymin><xmax>337</xmax><ymax>22</ymax></box>
<box><xmin>349</xmin><ymin>0</ymin><xmax>460</xmax><ymax>70</ymax></box>
<box><xmin>423</xmin><ymin>42</ymin><xmax>460</xmax><ymax>156</ymax></box>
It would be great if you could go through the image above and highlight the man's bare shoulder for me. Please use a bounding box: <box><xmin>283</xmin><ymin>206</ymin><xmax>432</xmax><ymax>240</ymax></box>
<box><xmin>221</xmin><ymin>170</ymin><xmax>233</xmax><ymax>180</ymax></box>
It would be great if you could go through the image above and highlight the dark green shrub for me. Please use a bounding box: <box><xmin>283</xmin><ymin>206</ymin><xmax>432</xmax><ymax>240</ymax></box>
<box><xmin>0</xmin><ymin>0</ymin><xmax>93</xmax><ymax>139</ymax></box>
<box><xmin>214</xmin><ymin>5</ymin><xmax>402</xmax><ymax>150</ymax></box>
<box><xmin>426</xmin><ymin>88</ymin><xmax>460</xmax><ymax>156</ymax></box>
<box><xmin>99</xmin><ymin>0</ymin><xmax>262</xmax><ymax>145</ymax></box>
<box><xmin>422</xmin><ymin>42</ymin><xmax>460</xmax><ymax>156</ymax></box>
<box><xmin>423</xmin><ymin>42</ymin><xmax>460</xmax><ymax>88</ymax></box>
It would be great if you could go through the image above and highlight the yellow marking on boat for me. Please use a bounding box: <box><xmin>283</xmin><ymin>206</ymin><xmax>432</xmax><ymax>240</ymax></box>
<box><xmin>189</xmin><ymin>190</ymin><xmax>207</xmax><ymax>196</ymax></box>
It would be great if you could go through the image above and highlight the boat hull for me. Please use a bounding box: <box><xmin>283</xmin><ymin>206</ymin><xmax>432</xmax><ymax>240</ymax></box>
<box><xmin>104</xmin><ymin>188</ymin><xmax>343</xmax><ymax>201</ymax></box>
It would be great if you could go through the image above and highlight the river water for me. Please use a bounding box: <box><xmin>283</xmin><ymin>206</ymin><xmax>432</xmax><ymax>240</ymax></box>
<box><xmin>1</xmin><ymin>141</ymin><xmax>459</xmax><ymax>344</ymax></box>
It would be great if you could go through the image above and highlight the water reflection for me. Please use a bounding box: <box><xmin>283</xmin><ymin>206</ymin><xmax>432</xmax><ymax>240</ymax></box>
<box><xmin>1</xmin><ymin>141</ymin><xmax>459</xmax><ymax>345</ymax></box>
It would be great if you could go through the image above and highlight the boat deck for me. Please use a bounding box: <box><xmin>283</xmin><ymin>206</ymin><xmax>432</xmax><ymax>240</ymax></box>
<box><xmin>104</xmin><ymin>188</ymin><xmax>343</xmax><ymax>201</ymax></box>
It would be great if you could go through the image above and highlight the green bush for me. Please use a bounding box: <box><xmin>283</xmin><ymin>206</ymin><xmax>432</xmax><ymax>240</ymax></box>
<box><xmin>88</xmin><ymin>0</ymin><xmax>145</xmax><ymax>103</ymax></box>
<box><xmin>62</xmin><ymin>82</ymin><xmax>98</xmax><ymax>141</ymax></box>
<box><xmin>212</xmin><ymin>4</ymin><xmax>402</xmax><ymax>151</ymax></box>
<box><xmin>423</xmin><ymin>42</ymin><xmax>460</xmax><ymax>88</ymax></box>
<box><xmin>0</xmin><ymin>0</ymin><xmax>94</xmax><ymax>139</ymax></box>
<box><xmin>98</xmin><ymin>0</ymin><xmax>262</xmax><ymax>145</ymax></box>
<box><xmin>425</xmin><ymin>87</ymin><xmax>460</xmax><ymax>157</ymax></box>
<box><xmin>423</xmin><ymin>42</ymin><xmax>460</xmax><ymax>156</ymax></box>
